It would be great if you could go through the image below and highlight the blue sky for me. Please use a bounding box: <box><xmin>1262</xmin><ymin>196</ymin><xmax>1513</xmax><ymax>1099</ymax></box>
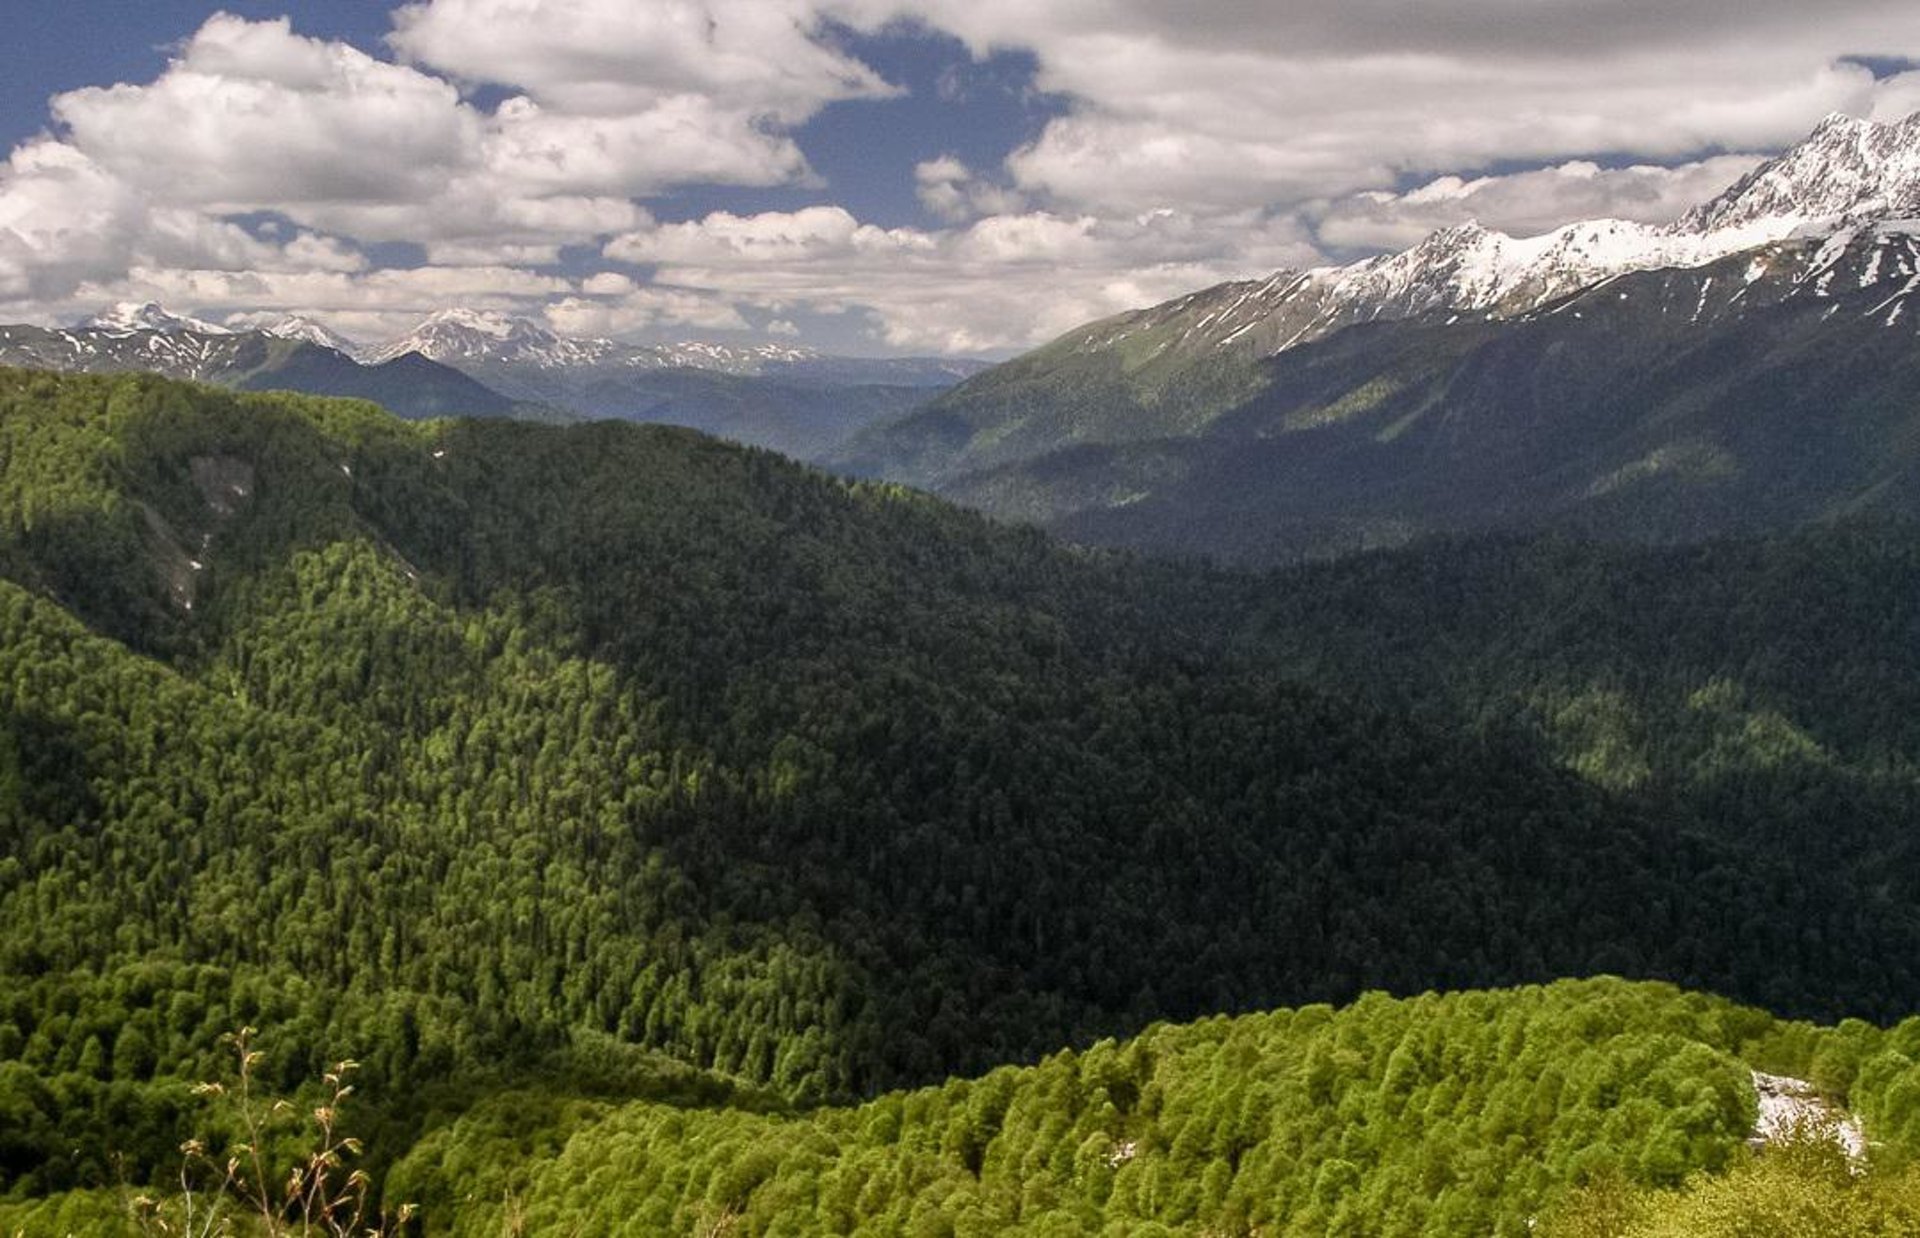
<box><xmin>2</xmin><ymin>1</ymin><xmax>1918</xmax><ymax>355</ymax></box>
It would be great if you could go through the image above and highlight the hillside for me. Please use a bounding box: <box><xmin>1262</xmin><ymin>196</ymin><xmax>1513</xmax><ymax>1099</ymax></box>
<box><xmin>838</xmin><ymin>113</ymin><xmax>1920</xmax><ymax>563</ymax></box>
<box><xmin>3</xmin><ymin>370</ymin><xmax>1920</xmax><ymax>1223</ymax></box>
<box><xmin>11</xmin><ymin>978</ymin><xmax>1909</xmax><ymax>1236</ymax></box>
<box><xmin>378</xmin><ymin>978</ymin><xmax>1920</xmax><ymax>1237</ymax></box>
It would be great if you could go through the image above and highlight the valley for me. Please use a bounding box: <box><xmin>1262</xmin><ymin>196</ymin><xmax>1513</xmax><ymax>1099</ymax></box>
<box><xmin>1</xmin><ymin>20</ymin><xmax>1919</xmax><ymax>1231</ymax></box>
<box><xmin>0</xmin><ymin>366</ymin><xmax>1919</xmax><ymax>1231</ymax></box>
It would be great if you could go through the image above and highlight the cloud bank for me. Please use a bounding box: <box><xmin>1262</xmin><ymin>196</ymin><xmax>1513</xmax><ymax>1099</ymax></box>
<box><xmin>1</xmin><ymin>1</ymin><xmax>1918</xmax><ymax>352</ymax></box>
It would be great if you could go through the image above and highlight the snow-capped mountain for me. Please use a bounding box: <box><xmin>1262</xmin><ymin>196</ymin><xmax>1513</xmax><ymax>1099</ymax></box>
<box><xmin>351</xmin><ymin>308</ymin><xmax>979</xmax><ymax>459</ymax></box>
<box><xmin>1061</xmin><ymin>110</ymin><xmax>1920</xmax><ymax>364</ymax></box>
<box><xmin>86</xmin><ymin>302</ymin><xmax>233</xmax><ymax>336</ymax></box>
<box><xmin>1680</xmin><ymin>111</ymin><xmax>1920</xmax><ymax>237</ymax></box>
<box><xmin>365</xmin><ymin>308</ymin><xmax>818</xmax><ymax>375</ymax></box>
<box><xmin>840</xmin><ymin>107</ymin><xmax>1920</xmax><ymax>525</ymax></box>
<box><xmin>0</xmin><ymin>313</ymin><xmax>536</xmax><ymax>421</ymax></box>
<box><xmin>226</xmin><ymin>312</ymin><xmax>361</xmax><ymax>355</ymax></box>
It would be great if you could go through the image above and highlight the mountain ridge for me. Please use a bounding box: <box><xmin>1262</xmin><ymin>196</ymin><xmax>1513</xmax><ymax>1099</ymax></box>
<box><xmin>840</xmin><ymin>109</ymin><xmax>1920</xmax><ymax>558</ymax></box>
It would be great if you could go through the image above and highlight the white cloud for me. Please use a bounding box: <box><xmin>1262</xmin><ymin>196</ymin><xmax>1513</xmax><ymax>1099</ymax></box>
<box><xmin>19</xmin><ymin>261</ymin><xmax>574</xmax><ymax>344</ymax></box>
<box><xmin>485</xmin><ymin>96</ymin><xmax>813</xmax><ymax>197</ymax></box>
<box><xmin>0</xmin><ymin>11</ymin><xmax>831</xmax><ymax>321</ymax></box>
<box><xmin>0</xmin><ymin>136</ymin><xmax>369</xmax><ymax>303</ymax></box>
<box><xmin>606</xmin><ymin>205</ymin><xmax>1320</xmax><ymax>353</ymax></box>
<box><xmin>1314</xmin><ymin>156</ymin><xmax>1767</xmax><ymax>252</ymax></box>
<box><xmin>544</xmin><ymin>288</ymin><xmax>751</xmax><ymax>336</ymax></box>
<box><xmin>915</xmin><ymin>155</ymin><xmax>1025</xmax><ymax>222</ymax></box>
<box><xmin>1870</xmin><ymin>71</ymin><xmax>1920</xmax><ymax>123</ymax></box>
<box><xmin>391</xmin><ymin>0</ymin><xmax>897</xmax><ymax>119</ymax></box>
<box><xmin>54</xmin><ymin>15</ymin><xmax>481</xmax><ymax>211</ymax></box>
<box><xmin>843</xmin><ymin>0</ymin><xmax>1920</xmax><ymax>218</ymax></box>
<box><xmin>9</xmin><ymin>0</ymin><xmax>1920</xmax><ymax>357</ymax></box>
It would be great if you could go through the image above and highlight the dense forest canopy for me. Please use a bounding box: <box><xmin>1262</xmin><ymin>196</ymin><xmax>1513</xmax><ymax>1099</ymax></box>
<box><xmin>2</xmin><ymin>368</ymin><xmax>1920</xmax><ymax>1230</ymax></box>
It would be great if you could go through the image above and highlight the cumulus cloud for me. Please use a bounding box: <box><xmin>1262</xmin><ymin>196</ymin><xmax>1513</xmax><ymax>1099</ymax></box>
<box><xmin>485</xmin><ymin>96</ymin><xmax>813</xmax><ymax>197</ymax></box>
<box><xmin>8</xmin><ymin>0</ymin><xmax>1920</xmax><ymax>355</ymax></box>
<box><xmin>840</xmin><ymin>0</ymin><xmax>1920</xmax><ymax>217</ymax></box>
<box><xmin>0</xmin><ymin>137</ymin><xmax>368</xmax><ymax>303</ymax></box>
<box><xmin>544</xmin><ymin>287</ymin><xmax>752</xmax><ymax>337</ymax></box>
<box><xmin>0</xmin><ymin>10</ymin><xmax>847</xmax><ymax>328</ymax></box>
<box><xmin>390</xmin><ymin>0</ymin><xmax>896</xmax><ymax>118</ymax></box>
<box><xmin>52</xmin><ymin>262</ymin><xmax>578</xmax><ymax>344</ymax></box>
<box><xmin>54</xmin><ymin>15</ymin><xmax>480</xmax><ymax>211</ymax></box>
<box><xmin>605</xmin><ymin>205</ymin><xmax>1320</xmax><ymax>353</ymax></box>
<box><xmin>1314</xmin><ymin>156</ymin><xmax>1767</xmax><ymax>251</ymax></box>
<box><xmin>915</xmin><ymin>156</ymin><xmax>1025</xmax><ymax>222</ymax></box>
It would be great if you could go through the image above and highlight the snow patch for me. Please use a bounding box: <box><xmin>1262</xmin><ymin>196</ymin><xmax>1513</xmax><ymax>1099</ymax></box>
<box><xmin>1749</xmin><ymin>1072</ymin><xmax>1867</xmax><ymax>1166</ymax></box>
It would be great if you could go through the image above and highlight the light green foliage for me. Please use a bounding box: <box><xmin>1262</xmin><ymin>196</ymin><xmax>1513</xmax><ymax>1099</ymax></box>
<box><xmin>394</xmin><ymin>979</ymin><xmax>1800</xmax><ymax>1237</ymax></box>
<box><xmin>1545</xmin><ymin>1137</ymin><xmax>1920</xmax><ymax>1238</ymax></box>
<box><xmin>2</xmin><ymin>370</ymin><xmax>1920</xmax><ymax>1229</ymax></box>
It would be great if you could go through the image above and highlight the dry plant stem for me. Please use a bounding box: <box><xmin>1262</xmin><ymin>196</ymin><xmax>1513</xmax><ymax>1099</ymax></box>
<box><xmin>132</xmin><ymin>1027</ymin><xmax>414</xmax><ymax>1238</ymax></box>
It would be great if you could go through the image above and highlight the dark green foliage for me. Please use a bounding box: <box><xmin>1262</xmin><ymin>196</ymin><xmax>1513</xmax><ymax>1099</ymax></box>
<box><xmin>1238</xmin><ymin>529</ymin><xmax>1920</xmax><ymax>1015</ymax></box>
<box><xmin>3</xmin><ymin>368</ymin><xmax>1920</xmax><ymax>1225</ymax></box>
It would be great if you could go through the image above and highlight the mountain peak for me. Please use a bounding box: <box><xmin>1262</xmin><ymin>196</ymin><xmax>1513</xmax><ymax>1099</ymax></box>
<box><xmin>363</xmin><ymin>307</ymin><xmax>568</xmax><ymax>366</ymax></box>
<box><xmin>417</xmin><ymin>307</ymin><xmax>556</xmax><ymax>342</ymax></box>
<box><xmin>1678</xmin><ymin>109</ymin><xmax>1920</xmax><ymax>238</ymax></box>
<box><xmin>85</xmin><ymin>302</ymin><xmax>232</xmax><ymax>336</ymax></box>
<box><xmin>226</xmin><ymin>312</ymin><xmax>360</xmax><ymax>355</ymax></box>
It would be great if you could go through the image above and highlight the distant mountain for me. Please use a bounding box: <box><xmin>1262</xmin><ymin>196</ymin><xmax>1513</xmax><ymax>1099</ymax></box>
<box><xmin>0</xmin><ymin>320</ymin><xmax>539</xmax><ymax>421</ymax></box>
<box><xmin>0</xmin><ymin>303</ymin><xmax>982</xmax><ymax>456</ymax></box>
<box><xmin>369</xmin><ymin>306</ymin><xmax>986</xmax><ymax>387</ymax></box>
<box><xmin>365</xmin><ymin>306</ymin><xmax>817</xmax><ymax>375</ymax></box>
<box><xmin>365</xmin><ymin>307</ymin><xmax>988</xmax><ymax>458</ymax></box>
<box><xmin>840</xmin><ymin>111</ymin><xmax>1920</xmax><ymax>559</ymax></box>
<box><xmin>225</xmin><ymin>311</ymin><xmax>361</xmax><ymax>354</ymax></box>
<box><xmin>86</xmin><ymin>300</ymin><xmax>233</xmax><ymax>335</ymax></box>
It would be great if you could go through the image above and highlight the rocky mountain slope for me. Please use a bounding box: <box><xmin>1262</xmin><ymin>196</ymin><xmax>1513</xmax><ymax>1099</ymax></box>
<box><xmin>839</xmin><ymin>112</ymin><xmax>1920</xmax><ymax>559</ymax></box>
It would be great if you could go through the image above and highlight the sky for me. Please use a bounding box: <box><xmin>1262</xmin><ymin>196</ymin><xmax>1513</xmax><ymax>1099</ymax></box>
<box><xmin>2</xmin><ymin>3</ymin><xmax>1920</xmax><ymax>357</ymax></box>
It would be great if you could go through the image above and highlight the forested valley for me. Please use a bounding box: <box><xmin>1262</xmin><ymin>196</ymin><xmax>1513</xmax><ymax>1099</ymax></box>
<box><xmin>3</xmin><ymin>368</ymin><xmax>1920</xmax><ymax>1233</ymax></box>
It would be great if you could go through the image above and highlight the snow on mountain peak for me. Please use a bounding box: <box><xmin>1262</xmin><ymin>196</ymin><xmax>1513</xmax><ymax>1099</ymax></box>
<box><xmin>363</xmin><ymin>310</ymin><xmax>823</xmax><ymax>374</ymax></box>
<box><xmin>86</xmin><ymin>302</ymin><xmax>232</xmax><ymax>336</ymax></box>
<box><xmin>1261</xmin><ymin>110</ymin><xmax>1920</xmax><ymax>342</ymax></box>
<box><xmin>418</xmin><ymin>307</ymin><xmax>554</xmax><ymax>342</ymax></box>
<box><xmin>226</xmin><ymin>313</ymin><xmax>360</xmax><ymax>354</ymax></box>
<box><xmin>1678</xmin><ymin>109</ymin><xmax>1920</xmax><ymax>238</ymax></box>
<box><xmin>363</xmin><ymin>308</ymin><xmax>572</xmax><ymax>366</ymax></box>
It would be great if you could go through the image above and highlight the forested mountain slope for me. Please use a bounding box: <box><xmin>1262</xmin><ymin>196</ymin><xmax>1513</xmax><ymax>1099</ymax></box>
<box><xmin>1232</xmin><ymin>529</ymin><xmax>1920</xmax><ymax>1015</ymax></box>
<box><xmin>837</xmin><ymin>111</ymin><xmax>1920</xmax><ymax>564</ymax></box>
<box><xmin>304</xmin><ymin>980</ymin><xmax>1920</xmax><ymax>1235</ymax></box>
<box><xmin>845</xmin><ymin>232</ymin><xmax>1920</xmax><ymax>563</ymax></box>
<box><xmin>3</xmin><ymin>369</ymin><xmax>1920</xmax><ymax>1220</ymax></box>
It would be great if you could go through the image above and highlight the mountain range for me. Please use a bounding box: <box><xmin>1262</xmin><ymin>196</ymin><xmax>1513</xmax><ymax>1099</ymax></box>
<box><xmin>839</xmin><ymin>111</ymin><xmax>1920</xmax><ymax>561</ymax></box>
<box><xmin>0</xmin><ymin>315</ymin><xmax>541</xmax><ymax>421</ymax></box>
<box><xmin>362</xmin><ymin>307</ymin><xmax>987</xmax><ymax>459</ymax></box>
<box><xmin>0</xmin><ymin>302</ymin><xmax>988</xmax><ymax>459</ymax></box>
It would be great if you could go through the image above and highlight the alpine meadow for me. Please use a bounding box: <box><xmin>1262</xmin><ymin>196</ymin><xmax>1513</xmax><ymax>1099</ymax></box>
<box><xmin>5</xmin><ymin>4</ymin><xmax>1920</xmax><ymax>1236</ymax></box>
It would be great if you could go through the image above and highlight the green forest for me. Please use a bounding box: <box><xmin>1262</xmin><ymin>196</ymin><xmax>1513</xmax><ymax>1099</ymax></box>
<box><xmin>3</xmin><ymin>368</ymin><xmax>1920</xmax><ymax>1232</ymax></box>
